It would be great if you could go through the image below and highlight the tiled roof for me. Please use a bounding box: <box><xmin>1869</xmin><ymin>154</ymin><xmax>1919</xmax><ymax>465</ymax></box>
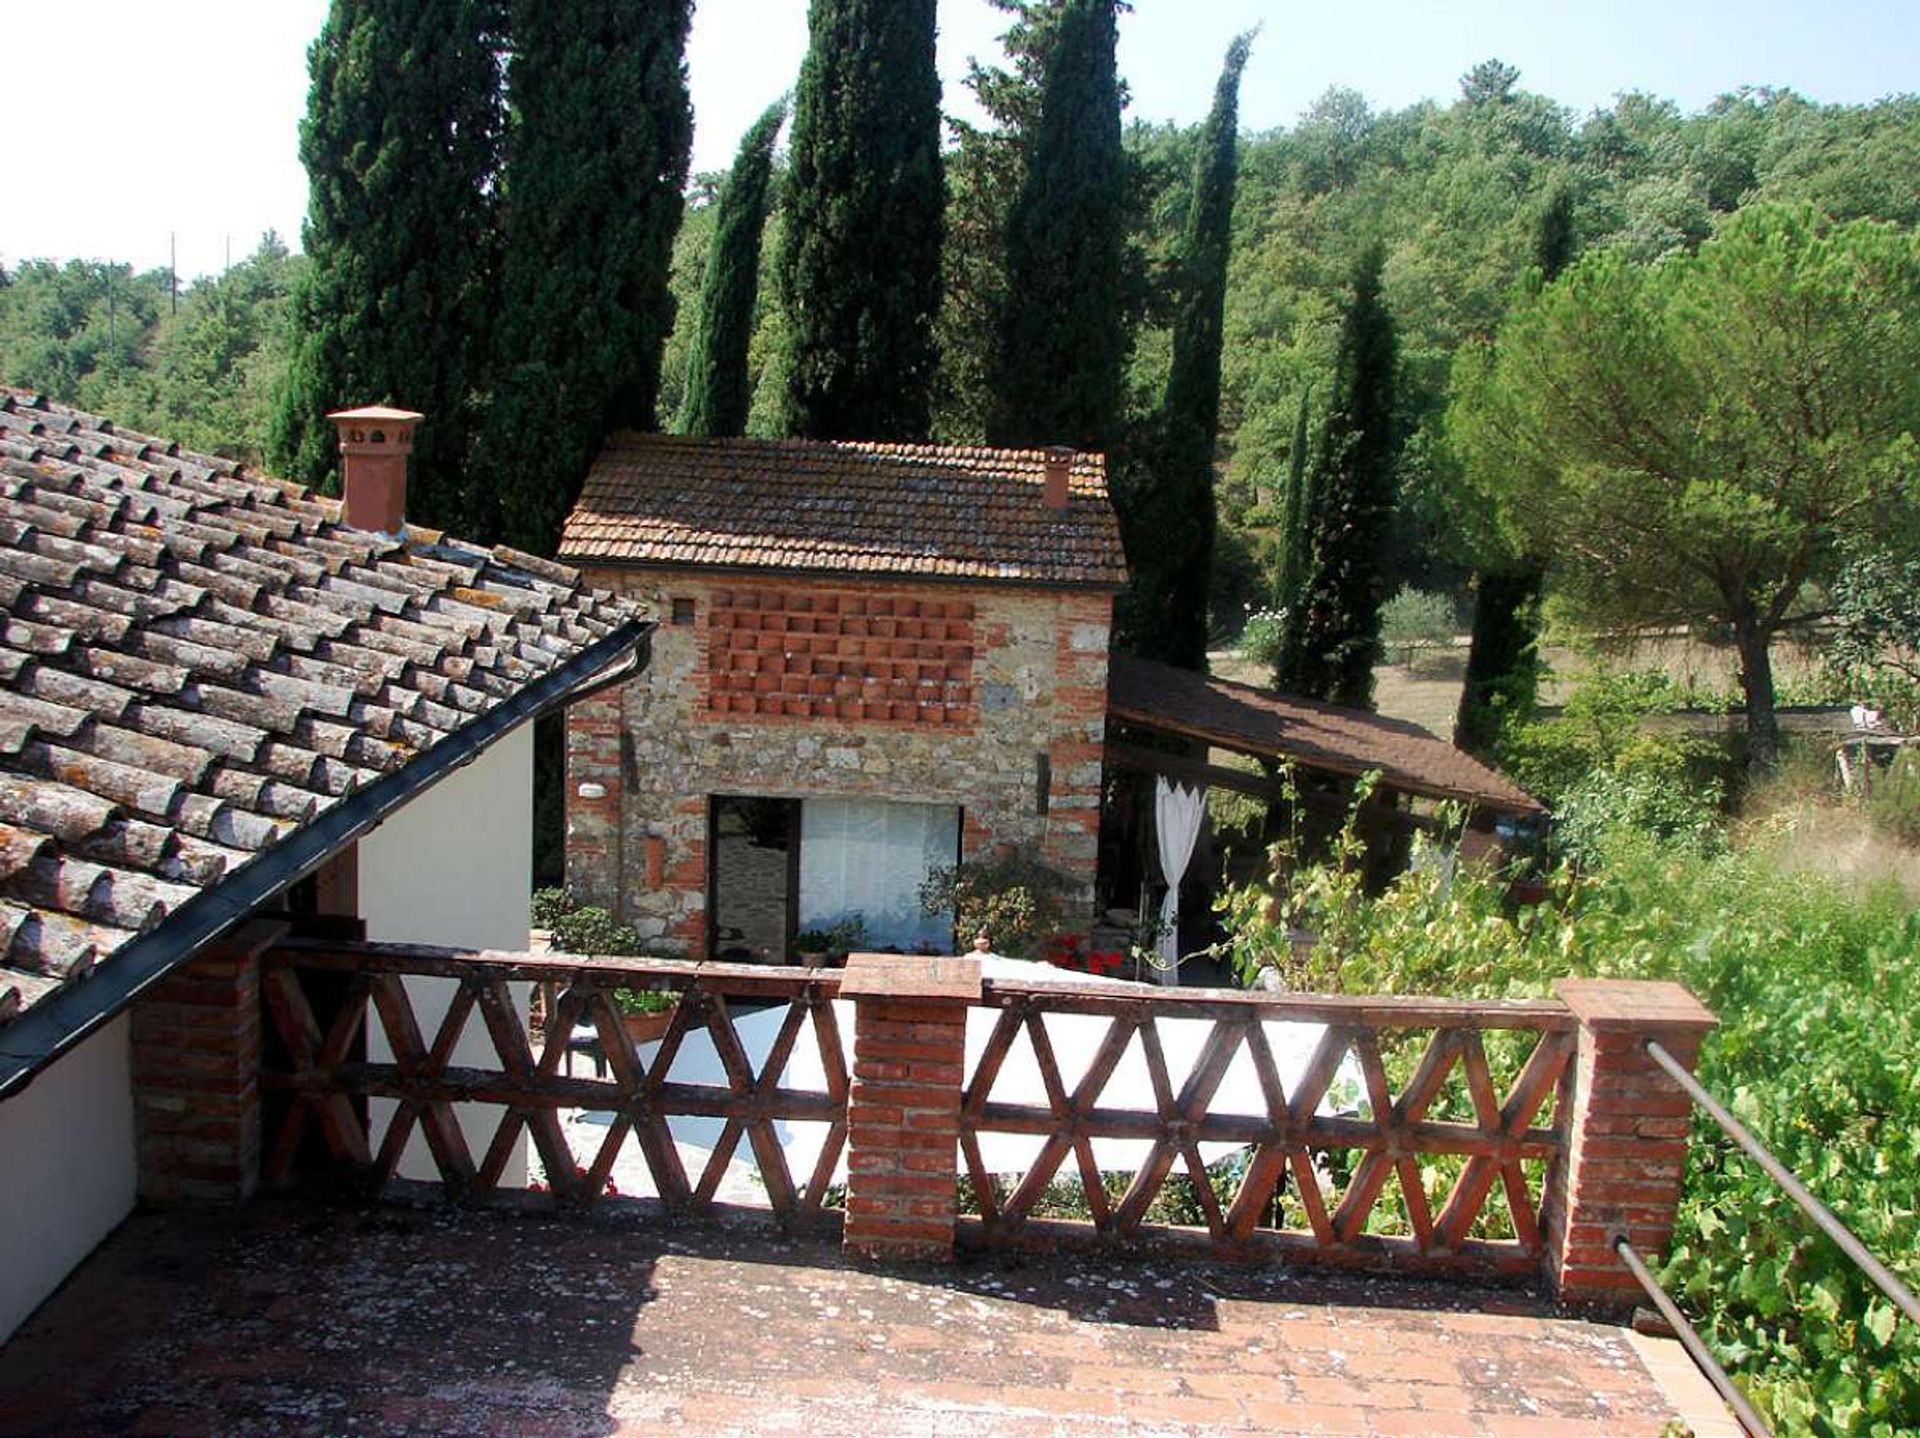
<box><xmin>560</xmin><ymin>433</ymin><xmax>1129</xmax><ymax>588</ymax></box>
<box><xmin>1108</xmin><ymin>655</ymin><xmax>1544</xmax><ymax>815</ymax></box>
<box><xmin>0</xmin><ymin>388</ymin><xmax>641</xmax><ymax>1030</ymax></box>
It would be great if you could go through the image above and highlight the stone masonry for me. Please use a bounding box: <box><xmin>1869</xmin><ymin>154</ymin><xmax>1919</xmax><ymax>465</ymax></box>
<box><xmin>566</xmin><ymin>569</ymin><xmax>1112</xmax><ymax>955</ymax></box>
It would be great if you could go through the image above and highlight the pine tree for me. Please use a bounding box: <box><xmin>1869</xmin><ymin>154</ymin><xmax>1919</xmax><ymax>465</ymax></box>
<box><xmin>1276</xmin><ymin>243</ymin><xmax>1400</xmax><ymax>708</ymax></box>
<box><xmin>679</xmin><ymin>98</ymin><xmax>786</xmax><ymax>439</ymax></box>
<box><xmin>779</xmin><ymin>0</ymin><xmax>944</xmax><ymax>441</ymax></box>
<box><xmin>1454</xmin><ymin>183</ymin><xmax>1573</xmax><ymax>752</ymax></box>
<box><xmin>273</xmin><ymin>0</ymin><xmax>506</xmax><ymax>534</ymax></box>
<box><xmin>486</xmin><ymin>0</ymin><xmax>693</xmax><ymax>553</ymax></box>
<box><xmin>1116</xmin><ymin>32</ymin><xmax>1252</xmax><ymax>670</ymax></box>
<box><xmin>986</xmin><ymin>0</ymin><xmax>1126</xmax><ymax>454</ymax></box>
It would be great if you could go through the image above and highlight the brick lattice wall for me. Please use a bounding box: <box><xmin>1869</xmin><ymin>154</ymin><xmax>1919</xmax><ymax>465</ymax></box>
<box><xmin>707</xmin><ymin>588</ymin><xmax>978</xmax><ymax>726</ymax></box>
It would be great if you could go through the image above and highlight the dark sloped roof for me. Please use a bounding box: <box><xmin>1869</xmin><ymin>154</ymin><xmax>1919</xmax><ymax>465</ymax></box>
<box><xmin>1108</xmin><ymin>655</ymin><xmax>1543</xmax><ymax>815</ymax></box>
<box><xmin>560</xmin><ymin>433</ymin><xmax>1129</xmax><ymax>589</ymax></box>
<box><xmin>0</xmin><ymin>388</ymin><xmax>645</xmax><ymax>1038</ymax></box>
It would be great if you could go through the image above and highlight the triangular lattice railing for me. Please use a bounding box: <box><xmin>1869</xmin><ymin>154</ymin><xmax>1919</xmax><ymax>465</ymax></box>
<box><xmin>260</xmin><ymin>939</ymin><xmax>849</xmax><ymax>1228</ymax></box>
<box><xmin>957</xmin><ymin>982</ymin><xmax>1574</xmax><ymax>1276</ymax></box>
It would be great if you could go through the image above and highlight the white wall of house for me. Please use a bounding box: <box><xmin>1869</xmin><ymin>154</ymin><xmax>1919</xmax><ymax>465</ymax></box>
<box><xmin>360</xmin><ymin>723</ymin><xmax>534</xmax><ymax>1185</ymax></box>
<box><xmin>0</xmin><ymin>1016</ymin><xmax>136</xmax><ymax>1342</ymax></box>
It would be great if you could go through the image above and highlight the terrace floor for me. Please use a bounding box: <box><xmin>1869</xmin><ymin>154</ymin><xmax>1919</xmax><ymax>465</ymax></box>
<box><xmin>0</xmin><ymin>1197</ymin><xmax>1736</xmax><ymax>1438</ymax></box>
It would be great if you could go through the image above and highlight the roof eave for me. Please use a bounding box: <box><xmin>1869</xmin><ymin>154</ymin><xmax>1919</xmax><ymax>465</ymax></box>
<box><xmin>0</xmin><ymin>618</ymin><xmax>656</xmax><ymax>1100</ymax></box>
<box><xmin>558</xmin><ymin>554</ymin><xmax>1130</xmax><ymax>594</ymax></box>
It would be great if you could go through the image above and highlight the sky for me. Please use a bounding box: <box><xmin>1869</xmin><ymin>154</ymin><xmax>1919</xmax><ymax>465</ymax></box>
<box><xmin>4</xmin><ymin>0</ymin><xmax>1916</xmax><ymax>281</ymax></box>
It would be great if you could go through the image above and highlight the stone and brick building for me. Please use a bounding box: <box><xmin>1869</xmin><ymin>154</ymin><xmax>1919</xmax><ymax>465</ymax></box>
<box><xmin>558</xmin><ymin>434</ymin><xmax>1127</xmax><ymax>960</ymax></box>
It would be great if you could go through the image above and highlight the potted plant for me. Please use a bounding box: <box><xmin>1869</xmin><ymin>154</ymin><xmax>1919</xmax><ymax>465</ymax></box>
<box><xmin>792</xmin><ymin>915</ymin><xmax>870</xmax><ymax>967</ymax></box>
<box><xmin>612</xmin><ymin>985</ymin><xmax>678</xmax><ymax>1043</ymax></box>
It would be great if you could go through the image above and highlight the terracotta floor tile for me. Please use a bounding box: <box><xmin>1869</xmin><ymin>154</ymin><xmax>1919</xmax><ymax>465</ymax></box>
<box><xmin>0</xmin><ymin>1198</ymin><xmax>1698</xmax><ymax>1438</ymax></box>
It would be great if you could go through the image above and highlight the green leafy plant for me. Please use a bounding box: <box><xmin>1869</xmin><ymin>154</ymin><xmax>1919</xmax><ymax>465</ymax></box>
<box><xmin>793</xmin><ymin>915</ymin><xmax>870</xmax><ymax>958</ymax></box>
<box><xmin>920</xmin><ymin>845</ymin><xmax>1076</xmax><ymax>960</ymax></box>
<box><xmin>1236</xmin><ymin>605</ymin><xmax>1289</xmax><ymax>670</ymax></box>
<box><xmin>1378</xmin><ymin>587</ymin><xmax>1458</xmax><ymax>665</ymax></box>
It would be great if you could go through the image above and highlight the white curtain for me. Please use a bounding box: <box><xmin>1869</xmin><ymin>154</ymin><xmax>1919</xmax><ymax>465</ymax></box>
<box><xmin>799</xmin><ymin>799</ymin><xmax>958</xmax><ymax>951</ymax></box>
<box><xmin>1154</xmin><ymin>777</ymin><xmax>1207</xmax><ymax>985</ymax></box>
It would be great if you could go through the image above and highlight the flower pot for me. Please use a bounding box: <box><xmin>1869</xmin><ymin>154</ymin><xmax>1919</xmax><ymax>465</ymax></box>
<box><xmin>621</xmin><ymin>1004</ymin><xmax>677</xmax><ymax>1044</ymax></box>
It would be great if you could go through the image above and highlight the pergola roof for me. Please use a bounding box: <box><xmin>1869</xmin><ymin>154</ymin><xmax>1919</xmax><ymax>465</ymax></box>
<box><xmin>1107</xmin><ymin>655</ymin><xmax>1543</xmax><ymax>816</ymax></box>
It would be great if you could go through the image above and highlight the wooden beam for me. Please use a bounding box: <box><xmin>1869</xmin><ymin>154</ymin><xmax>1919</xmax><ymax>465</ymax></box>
<box><xmin>1105</xmin><ymin>742</ymin><xmax>1302</xmax><ymax>802</ymax></box>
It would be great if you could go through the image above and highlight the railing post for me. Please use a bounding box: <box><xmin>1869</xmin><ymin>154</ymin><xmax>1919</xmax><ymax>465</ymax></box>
<box><xmin>839</xmin><ymin>954</ymin><xmax>980</xmax><ymax>1264</ymax></box>
<box><xmin>130</xmin><ymin>920</ymin><xmax>288</xmax><ymax>1204</ymax></box>
<box><xmin>1549</xmin><ymin>978</ymin><xmax>1717</xmax><ymax>1311</ymax></box>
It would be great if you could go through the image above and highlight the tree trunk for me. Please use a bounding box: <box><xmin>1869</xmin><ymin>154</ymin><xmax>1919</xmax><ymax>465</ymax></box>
<box><xmin>1735</xmin><ymin>621</ymin><xmax>1780</xmax><ymax>772</ymax></box>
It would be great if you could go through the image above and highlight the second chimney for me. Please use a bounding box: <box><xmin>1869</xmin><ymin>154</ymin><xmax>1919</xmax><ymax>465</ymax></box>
<box><xmin>1042</xmin><ymin>445</ymin><xmax>1075</xmax><ymax>511</ymax></box>
<box><xmin>327</xmin><ymin>404</ymin><xmax>423</xmax><ymax>535</ymax></box>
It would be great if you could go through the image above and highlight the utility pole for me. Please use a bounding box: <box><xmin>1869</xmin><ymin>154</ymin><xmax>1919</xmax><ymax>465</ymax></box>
<box><xmin>169</xmin><ymin>232</ymin><xmax>178</xmax><ymax>315</ymax></box>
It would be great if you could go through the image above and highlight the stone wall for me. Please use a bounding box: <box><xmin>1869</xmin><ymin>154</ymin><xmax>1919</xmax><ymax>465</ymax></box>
<box><xmin>566</xmin><ymin>568</ymin><xmax>1113</xmax><ymax>955</ymax></box>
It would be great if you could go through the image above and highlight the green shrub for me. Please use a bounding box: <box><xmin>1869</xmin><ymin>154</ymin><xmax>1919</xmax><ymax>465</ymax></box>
<box><xmin>1236</xmin><ymin>606</ymin><xmax>1289</xmax><ymax>671</ymax></box>
<box><xmin>1864</xmin><ymin>749</ymin><xmax>1920</xmax><ymax>849</ymax></box>
<box><xmin>1378</xmin><ymin>587</ymin><xmax>1458</xmax><ymax>664</ymax></box>
<box><xmin>920</xmin><ymin>845</ymin><xmax>1076</xmax><ymax>960</ymax></box>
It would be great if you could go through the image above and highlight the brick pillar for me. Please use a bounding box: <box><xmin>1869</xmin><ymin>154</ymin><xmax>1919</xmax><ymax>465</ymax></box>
<box><xmin>839</xmin><ymin>954</ymin><xmax>980</xmax><ymax>1264</ymax></box>
<box><xmin>130</xmin><ymin>921</ymin><xmax>286</xmax><ymax>1204</ymax></box>
<box><xmin>1548</xmin><ymin>978</ymin><xmax>1717</xmax><ymax>1311</ymax></box>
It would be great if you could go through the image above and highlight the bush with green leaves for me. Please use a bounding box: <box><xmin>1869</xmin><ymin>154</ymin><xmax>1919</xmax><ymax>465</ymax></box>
<box><xmin>1378</xmin><ymin>588</ymin><xmax>1458</xmax><ymax>665</ymax></box>
<box><xmin>920</xmin><ymin>845</ymin><xmax>1076</xmax><ymax>960</ymax></box>
<box><xmin>1236</xmin><ymin>606</ymin><xmax>1289</xmax><ymax>670</ymax></box>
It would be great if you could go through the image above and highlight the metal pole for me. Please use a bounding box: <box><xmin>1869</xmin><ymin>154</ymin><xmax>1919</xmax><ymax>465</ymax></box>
<box><xmin>1614</xmin><ymin>1236</ymin><xmax>1773</xmax><ymax>1437</ymax></box>
<box><xmin>1646</xmin><ymin>1038</ymin><xmax>1920</xmax><ymax>1328</ymax></box>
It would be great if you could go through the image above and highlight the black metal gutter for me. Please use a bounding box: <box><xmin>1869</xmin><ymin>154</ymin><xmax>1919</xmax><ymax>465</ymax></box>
<box><xmin>0</xmin><ymin>618</ymin><xmax>654</xmax><ymax>1100</ymax></box>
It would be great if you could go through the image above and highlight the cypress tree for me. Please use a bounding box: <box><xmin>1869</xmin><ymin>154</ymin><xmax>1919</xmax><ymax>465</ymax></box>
<box><xmin>1274</xmin><ymin>383</ymin><xmax>1313</xmax><ymax>615</ymax></box>
<box><xmin>779</xmin><ymin>0</ymin><xmax>944</xmax><ymax>441</ymax></box>
<box><xmin>273</xmin><ymin>0</ymin><xmax>505</xmax><ymax>534</ymax></box>
<box><xmin>986</xmin><ymin>0</ymin><xmax>1126</xmax><ymax>454</ymax></box>
<box><xmin>486</xmin><ymin>0</ymin><xmax>693</xmax><ymax>554</ymax></box>
<box><xmin>1454</xmin><ymin>183</ymin><xmax>1573</xmax><ymax>753</ymax></box>
<box><xmin>679</xmin><ymin>98</ymin><xmax>786</xmax><ymax>439</ymax></box>
<box><xmin>1116</xmin><ymin>32</ymin><xmax>1252</xmax><ymax>670</ymax></box>
<box><xmin>1275</xmin><ymin>243</ymin><xmax>1400</xmax><ymax>708</ymax></box>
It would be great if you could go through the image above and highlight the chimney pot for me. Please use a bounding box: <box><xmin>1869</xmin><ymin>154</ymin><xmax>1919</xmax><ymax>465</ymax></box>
<box><xmin>1042</xmin><ymin>445</ymin><xmax>1074</xmax><ymax>511</ymax></box>
<box><xmin>327</xmin><ymin>404</ymin><xmax>423</xmax><ymax>535</ymax></box>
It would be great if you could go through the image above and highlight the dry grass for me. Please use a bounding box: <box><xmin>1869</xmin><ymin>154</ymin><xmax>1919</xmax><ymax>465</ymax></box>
<box><xmin>1738</xmin><ymin>798</ymin><xmax>1920</xmax><ymax>905</ymax></box>
<box><xmin>1212</xmin><ymin>627</ymin><xmax>1838</xmax><ymax>743</ymax></box>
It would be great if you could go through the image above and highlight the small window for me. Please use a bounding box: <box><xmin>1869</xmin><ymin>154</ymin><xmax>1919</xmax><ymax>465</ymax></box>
<box><xmin>670</xmin><ymin>596</ymin><xmax>696</xmax><ymax>626</ymax></box>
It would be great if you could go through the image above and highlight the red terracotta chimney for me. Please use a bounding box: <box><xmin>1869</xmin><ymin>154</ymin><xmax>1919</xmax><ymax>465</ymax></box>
<box><xmin>1042</xmin><ymin>445</ymin><xmax>1074</xmax><ymax>511</ymax></box>
<box><xmin>327</xmin><ymin>404</ymin><xmax>423</xmax><ymax>535</ymax></box>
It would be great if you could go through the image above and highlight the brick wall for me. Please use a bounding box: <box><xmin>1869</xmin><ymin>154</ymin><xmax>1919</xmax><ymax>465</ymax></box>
<box><xmin>130</xmin><ymin>921</ymin><xmax>285</xmax><ymax>1204</ymax></box>
<box><xmin>566</xmin><ymin>570</ymin><xmax>1115</xmax><ymax>954</ymax></box>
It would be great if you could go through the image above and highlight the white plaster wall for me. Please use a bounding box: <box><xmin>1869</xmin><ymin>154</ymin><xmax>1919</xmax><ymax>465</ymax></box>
<box><xmin>0</xmin><ymin>1016</ymin><xmax>136</xmax><ymax>1342</ymax></box>
<box><xmin>359</xmin><ymin>723</ymin><xmax>533</xmax><ymax>1185</ymax></box>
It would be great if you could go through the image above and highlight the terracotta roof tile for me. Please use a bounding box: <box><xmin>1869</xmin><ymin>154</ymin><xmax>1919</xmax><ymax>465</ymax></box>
<box><xmin>0</xmin><ymin>387</ymin><xmax>640</xmax><ymax>1030</ymax></box>
<box><xmin>560</xmin><ymin>432</ymin><xmax>1129</xmax><ymax>588</ymax></box>
<box><xmin>1108</xmin><ymin>655</ymin><xmax>1543</xmax><ymax>815</ymax></box>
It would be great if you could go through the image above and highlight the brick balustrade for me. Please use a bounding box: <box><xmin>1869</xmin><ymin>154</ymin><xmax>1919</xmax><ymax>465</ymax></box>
<box><xmin>130</xmin><ymin>920</ymin><xmax>287</xmax><ymax>1204</ymax></box>
<box><xmin>839</xmin><ymin>954</ymin><xmax>982</xmax><ymax>1263</ymax></box>
<box><xmin>233</xmin><ymin>938</ymin><xmax>1715</xmax><ymax>1305</ymax></box>
<box><xmin>1547</xmin><ymin>978</ymin><xmax>1717</xmax><ymax>1310</ymax></box>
